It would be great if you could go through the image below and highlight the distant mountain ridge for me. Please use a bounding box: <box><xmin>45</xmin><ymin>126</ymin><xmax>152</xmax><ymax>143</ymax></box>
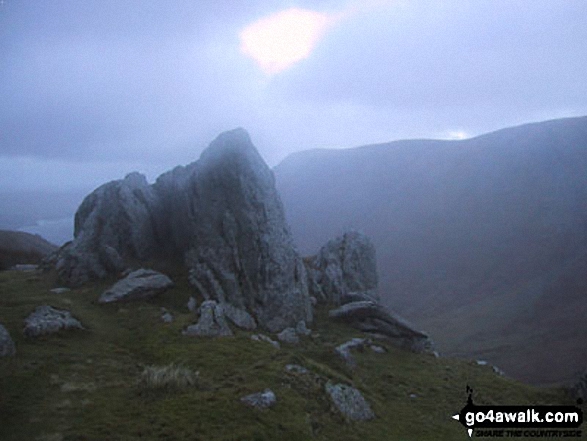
<box><xmin>274</xmin><ymin>116</ymin><xmax>587</xmax><ymax>385</ymax></box>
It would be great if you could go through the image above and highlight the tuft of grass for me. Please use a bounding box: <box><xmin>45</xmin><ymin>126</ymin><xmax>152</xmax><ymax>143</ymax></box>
<box><xmin>138</xmin><ymin>363</ymin><xmax>198</xmax><ymax>391</ymax></box>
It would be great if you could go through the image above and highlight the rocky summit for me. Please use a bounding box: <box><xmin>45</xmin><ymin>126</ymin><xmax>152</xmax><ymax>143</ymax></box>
<box><xmin>51</xmin><ymin>129</ymin><xmax>311</xmax><ymax>332</ymax></box>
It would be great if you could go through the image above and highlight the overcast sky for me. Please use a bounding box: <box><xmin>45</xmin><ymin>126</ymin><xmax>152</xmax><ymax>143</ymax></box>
<box><xmin>1</xmin><ymin>0</ymin><xmax>587</xmax><ymax>194</ymax></box>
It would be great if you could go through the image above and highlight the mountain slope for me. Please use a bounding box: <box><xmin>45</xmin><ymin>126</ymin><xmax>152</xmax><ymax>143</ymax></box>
<box><xmin>0</xmin><ymin>270</ymin><xmax>571</xmax><ymax>440</ymax></box>
<box><xmin>0</xmin><ymin>229</ymin><xmax>58</xmax><ymax>270</ymax></box>
<box><xmin>274</xmin><ymin>116</ymin><xmax>587</xmax><ymax>385</ymax></box>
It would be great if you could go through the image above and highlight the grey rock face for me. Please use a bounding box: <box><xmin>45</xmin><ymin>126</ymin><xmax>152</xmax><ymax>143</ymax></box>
<box><xmin>325</xmin><ymin>382</ymin><xmax>375</xmax><ymax>421</ymax></box>
<box><xmin>53</xmin><ymin>128</ymin><xmax>311</xmax><ymax>333</ymax></box>
<box><xmin>222</xmin><ymin>303</ymin><xmax>257</xmax><ymax>330</ymax></box>
<box><xmin>277</xmin><ymin>327</ymin><xmax>299</xmax><ymax>345</ymax></box>
<box><xmin>329</xmin><ymin>301</ymin><xmax>433</xmax><ymax>353</ymax></box>
<box><xmin>183</xmin><ymin>300</ymin><xmax>233</xmax><ymax>337</ymax></box>
<box><xmin>305</xmin><ymin>231</ymin><xmax>378</xmax><ymax>305</ymax></box>
<box><xmin>98</xmin><ymin>269</ymin><xmax>174</xmax><ymax>304</ymax></box>
<box><xmin>178</xmin><ymin>129</ymin><xmax>312</xmax><ymax>332</ymax></box>
<box><xmin>49</xmin><ymin>287</ymin><xmax>70</xmax><ymax>294</ymax></box>
<box><xmin>0</xmin><ymin>324</ymin><xmax>16</xmax><ymax>357</ymax></box>
<box><xmin>240</xmin><ymin>389</ymin><xmax>276</xmax><ymax>409</ymax></box>
<box><xmin>55</xmin><ymin>172</ymin><xmax>159</xmax><ymax>287</ymax></box>
<box><xmin>23</xmin><ymin>305</ymin><xmax>84</xmax><ymax>337</ymax></box>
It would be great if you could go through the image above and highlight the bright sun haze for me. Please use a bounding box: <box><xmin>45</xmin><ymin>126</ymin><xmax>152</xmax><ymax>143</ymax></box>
<box><xmin>239</xmin><ymin>8</ymin><xmax>337</xmax><ymax>75</ymax></box>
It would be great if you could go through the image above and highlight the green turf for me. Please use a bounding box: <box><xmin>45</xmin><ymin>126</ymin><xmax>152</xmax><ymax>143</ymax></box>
<box><xmin>0</xmin><ymin>269</ymin><xmax>580</xmax><ymax>440</ymax></box>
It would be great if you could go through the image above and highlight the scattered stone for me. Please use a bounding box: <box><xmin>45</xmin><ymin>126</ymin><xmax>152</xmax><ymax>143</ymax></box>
<box><xmin>23</xmin><ymin>305</ymin><xmax>84</xmax><ymax>337</ymax></box>
<box><xmin>305</xmin><ymin>231</ymin><xmax>378</xmax><ymax>305</ymax></box>
<box><xmin>183</xmin><ymin>300</ymin><xmax>233</xmax><ymax>337</ymax></box>
<box><xmin>409</xmin><ymin>393</ymin><xmax>418</xmax><ymax>399</ymax></box>
<box><xmin>329</xmin><ymin>300</ymin><xmax>433</xmax><ymax>353</ymax></box>
<box><xmin>241</xmin><ymin>389</ymin><xmax>276</xmax><ymax>409</ymax></box>
<box><xmin>49</xmin><ymin>287</ymin><xmax>71</xmax><ymax>294</ymax></box>
<box><xmin>160</xmin><ymin>308</ymin><xmax>173</xmax><ymax>323</ymax></box>
<box><xmin>187</xmin><ymin>296</ymin><xmax>197</xmax><ymax>312</ymax></box>
<box><xmin>251</xmin><ymin>334</ymin><xmax>280</xmax><ymax>349</ymax></box>
<box><xmin>98</xmin><ymin>269</ymin><xmax>173</xmax><ymax>304</ymax></box>
<box><xmin>277</xmin><ymin>327</ymin><xmax>299</xmax><ymax>345</ymax></box>
<box><xmin>285</xmin><ymin>364</ymin><xmax>309</xmax><ymax>374</ymax></box>
<box><xmin>10</xmin><ymin>264</ymin><xmax>38</xmax><ymax>272</ymax></box>
<box><xmin>325</xmin><ymin>382</ymin><xmax>375</xmax><ymax>421</ymax></box>
<box><xmin>432</xmin><ymin>351</ymin><xmax>440</xmax><ymax>358</ymax></box>
<box><xmin>335</xmin><ymin>338</ymin><xmax>372</xmax><ymax>368</ymax></box>
<box><xmin>476</xmin><ymin>360</ymin><xmax>488</xmax><ymax>366</ymax></box>
<box><xmin>295</xmin><ymin>320</ymin><xmax>311</xmax><ymax>336</ymax></box>
<box><xmin>0</xmin><ymin>323</ymin><xmax>16</xmax><ymax>357</ymax></box>
<box><xmin>222</xmin><ymin>303</ymin><xmax>257</xmax><ymax>330</ymax></box>
<box><xmin>370</xmin><ymin>345</ymin><xmax>386</xmax><ymax>353</ymax></box>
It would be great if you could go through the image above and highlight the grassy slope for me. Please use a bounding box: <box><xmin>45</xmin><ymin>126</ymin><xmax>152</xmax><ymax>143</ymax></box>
<box><xmin>0</xmin><ymin>270</ymin><xmax>578</xmax><ymax>441</ymax></box>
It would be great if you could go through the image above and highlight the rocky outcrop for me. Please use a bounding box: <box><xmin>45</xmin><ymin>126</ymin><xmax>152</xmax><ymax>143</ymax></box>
<box><xmin>52</xmin><ymin>129</ymin><xmax>311</xmax><ymax>333</ymax></box>
<box><xmin>178</xmin><ymin>129</ymin><xmax>311</xmax><ymax>332</ymax></box>
<box><xmin>305</xmin><ymin>232</ymin><xmax>378</xmax><ymax>305</ymax></box>
<box><xmin>325</xmin><ymin>382</ymin><xmax>375</xmax><ymax>421</ymax></box>
<box><xmin>23</xmin><ymin>305</ymin><xmax>84</xmax><ymax>337</ymax></box>
<box><xmin>98</xmin><ymin>269</ymin><xmax>173</xmax><ymax>304</ymax></box>
<box><xmin>0</xmin><ymin>323</ymin><xmax>16</xmax><ymax>356</ymax></box>
<box><xmin>329</xmin><ymin>301</ymin><xmax>433</xmax><ymax>352</ymax></box>
<box><xmin>183</xmin><ymin>300</ymin><xmax>233</xmax><ymax>337</ymax></box>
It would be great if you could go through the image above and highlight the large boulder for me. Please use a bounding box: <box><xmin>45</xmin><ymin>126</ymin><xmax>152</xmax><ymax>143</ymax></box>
<box><xmin>329</xmin><ymin>301</ymin><xmax>433</xmax><ymax>352</ymax></box>
<box><xmin>305</xmin><ymin>232</ymin><xmax>378</xmax><ymax>305</ymax></box>
<box><xmin>98</xmin><ymin>269</ymin><xmax>174</xmax><ymax>304</ymax></box>
<box><xmin>23</xmin><ymin>305</ymin><xmax>84</xmax><ymax>337</ymax></box>
<box><xmin>325</xmin><ymin>382</ymin><xmax>375</xmax><ymax>421</ymax></box>
<box><xmin>51</xmin><ymin>129</ymin><xmax>312</xmax><ymax>333</ymax></box>
<box><xmin>55</xmin><ymin>172</ymin><xmax>159</xmax><ymax>286</ymax></box>
<box><xmin>0</xmin><ymin>323</ymin><xmax>16</xmax><ymax>357</ymax></box>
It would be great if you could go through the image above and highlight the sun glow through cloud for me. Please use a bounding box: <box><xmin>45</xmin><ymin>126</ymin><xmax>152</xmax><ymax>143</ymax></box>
<box><xmin>239</xmin><ymin>8</ymin><xmax>340</xmax><ymax>75</ymax></box>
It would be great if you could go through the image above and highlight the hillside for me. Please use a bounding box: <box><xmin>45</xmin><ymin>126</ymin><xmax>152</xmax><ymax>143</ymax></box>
<box><xmin>0</xmin><ymin>269</ymin><xmax>573</xmax><ymax>441</ymax></box>
<box><xmin>0</xmin><ymin>229</ymin><xmax>58</xmax><ymax>270</ymax></box>
<box><xmin>274</xmin><ymin>116</ymin><xmax>587</xmax><ymax>386</ymax></box>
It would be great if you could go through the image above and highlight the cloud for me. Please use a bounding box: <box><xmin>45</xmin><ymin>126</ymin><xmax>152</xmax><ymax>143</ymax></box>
<box><xmin>239</xmin><ymin>8</ymin><xmax>341</xmax><ymax>75</ymax></box>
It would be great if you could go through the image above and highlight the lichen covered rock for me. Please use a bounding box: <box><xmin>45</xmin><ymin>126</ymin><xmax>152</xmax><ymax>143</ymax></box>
<box><xmin>23</xmin><ymin>305</ymin><xmax>84</xmax><ymax>338</ymax></box>
<box><xmin>325</xmin><ymin>382</ymin><xmax>375</xmax><ymax>421</ymax></box>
